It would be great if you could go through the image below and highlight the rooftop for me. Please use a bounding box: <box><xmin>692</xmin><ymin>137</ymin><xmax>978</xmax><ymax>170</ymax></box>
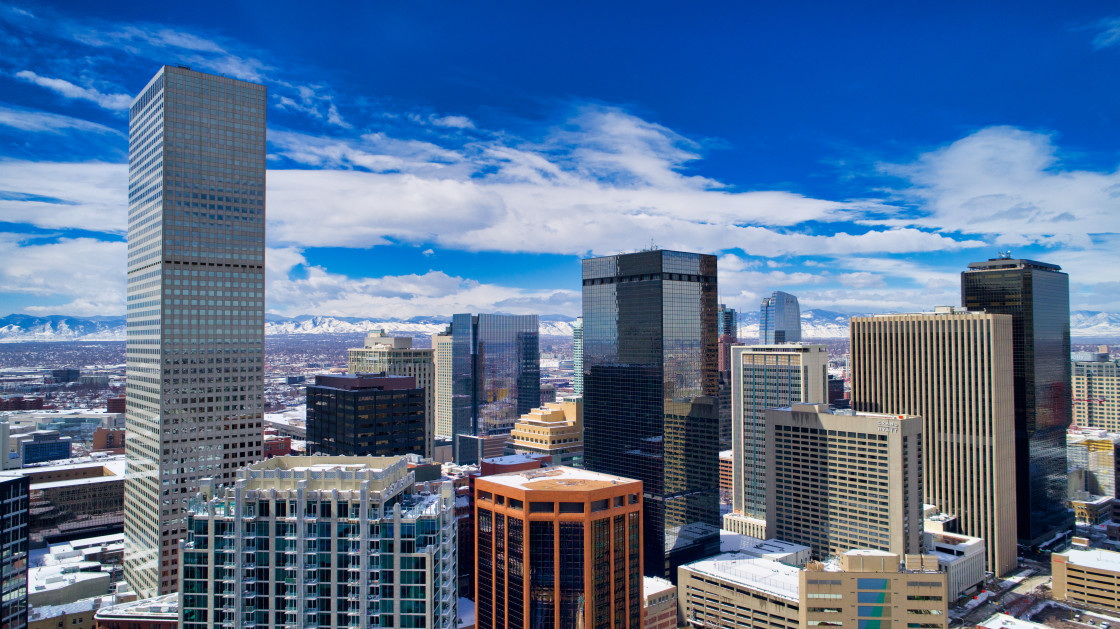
<box><xmin>643</xmin><ymin>575</ymin><xmax>675</xmax><ymax>598</ymax></box>
<box><xmin>682</xmin><ymin>552</ymin><xmax>800</xmax><ymax>602</ymax></box>
<box><xmin>977</xmin><ymin>612</ymin><xmax>1050</xmax><ymax>629</ymax></box>
<box><xmin>95</xmin><ymin>593</ymin><xmax>178</xmax><ymax>620</ymax></box>
<box><xmin>479</xmin><ymin>465</ymin><xmax>639</xmax><ymax>492</ymax></box>
<box><xmin>1060</xmin><ymin>548</ymin><xmax>1120</xmax><ymax>572</ymax></box>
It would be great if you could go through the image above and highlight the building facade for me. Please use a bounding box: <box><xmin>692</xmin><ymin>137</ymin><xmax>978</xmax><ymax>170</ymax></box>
<box><xmin>444</xmin><ymin>314</ymin><xmax>540</xmax><ymax>462</ymax></box>
<box><xmin>124</xmin><ymin>66</ymin><xmax>267</xmax><ymax>597</ymax></box>
<box><xmin>1067</xmin><ymin>429</ymin><xmax>1120</xmax><ymax>499</ymax></box>
<box><xmin>306</xmin><ymin>374</ymin><xmax>425</xmax><ymax>458</ymax></box>
<box><xmin>759</xmin><ymin>291</ymin><xmax>801</xmax><ymax>344</ymax></box>
<box><xmin>1073</xmin><ymin>353</ymin><xmax>1120</xmax><ymax>431</ymax></box>
<box><xmin>677</xmin><ymin>552</ymin><xmax>801</xmax><ymax>629</ymax></box>
<box><xmin>962</xmin><ymin>257</ymin><xmax>1073</xmax><ymax>545</ymax></box>
<box><xmin>800</xmin><ymin>550</ymin><xmax>949</xmax><ymax>629</ymax></box>
<box><xmin>572</xmin><ymin>317</ymin><xmax>584</xmax><ymax>397</ymax></box>
<box><xmin>474</xmin><ymin>467</ymin><xmax>643</xmax><ymax>629</ymax></box>
<box><xmin>507</xmin><ymin>398</ymin><xmax>583</xmax><ymax>466</ymax></box>
<box><xmin>642</xmin><ymin>577</ymin><xmax>676</xmax><ymax>629</ymax></box>
<box><xmin>582</xmin><ymin>250</ymin><xmax>720</xmax><ymax>578</ymax></box>
<box><xmin>347</xmin><ymin>331</ymin><xmax>436</xmax><ymax>457</ymax></box>
<box><xmin>180</xmin><ymin>456</ymin><xmax>457</xmax><ymax>629</ymax></box>
<box><xmin>851</xmin><ymin>309</ymin><xmax>1018</xmax><ymax>576</ymax></box>
<box><xmin>0</xmin><ymin>473</ymin><xmax>28</xmax><ymax>629</ymax></box>
<box><xmin>1053</xmin><ymin>548</ymin><xmax>1120</xmax><ymax>612</ymax></box>
<box><xmin>731</xmin><ymin>344</ymin><xmax>828</xmax><ymax>531</ymax></box>
<box><xmin>432</xmin><ymin>332</ymin><xmax>453</xmax><ymax>440</ymax></box>
<box><xmin>765</xmin><ymin>404</ymin><xmax>923</xmax><ymax>560</ymax></box>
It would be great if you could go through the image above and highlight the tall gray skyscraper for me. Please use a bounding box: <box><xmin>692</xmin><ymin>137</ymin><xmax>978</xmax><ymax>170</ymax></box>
<box><xmin>759</xmin><ymin>290</ymin><xmax>801</xmax><ymax>343</ymax></box>
<box><xmin>124</xmin><ymin>66</ymin><xmax>266</xmax><ymax>597</ymax></box>
<box><xmin>445</xmin><ymin>313</ymin><xmax>540</xmax><ymax>461</ymax></box>
<box><xmin>962</xmin><ymin>257</ymin><xmax>1074</xmax><ymax>545</ymax></box>
<box><xmin>582</xmin><ymin>250</ymin><xmax>720</xmax><ymax>578</ymax></box>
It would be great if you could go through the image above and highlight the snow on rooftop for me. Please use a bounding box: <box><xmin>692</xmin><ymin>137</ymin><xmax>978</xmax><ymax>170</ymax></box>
<box><xmin>683</xmin><ymin>552</ymin><xmax>801</xmax><ymax>602</ymax></box>
<box><xmin>457</xmin><ymin>597</ymin><xmax>475</xmax><ymax>627</ymax></box>
<box><xmin>479</xmin><ymin>465</ymin><xmax>638</xmax><ymax>491</ymax></box>
<box><xmin>977</xmin><ymin>612</ymin><xmax>1049</xmax><ymax>629</ymax></box>
<box><xmin>1061</xmin><ymin>548</ymin><xmax>1120</xmax><ymax>572</ymax></box>
<box><xmin>643</xmin><ymin>576</ymin><xmax>675</xmax><ymax>598</ymax></box>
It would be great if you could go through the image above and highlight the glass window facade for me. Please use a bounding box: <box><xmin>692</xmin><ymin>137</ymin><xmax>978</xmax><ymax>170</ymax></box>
<box><xmin>0</xmin><ymin>475</ymin><xmax>28</xmax><ymax>629</ymax></box>
<box><xmin>760</xmin><ymin>291</ymin><xmax>802</xmax><ymax>344</ymax></box>
<box><xmin>125</xmin><ymin>66</ymin><xmax>267</xmax><ymax>597</ymax></box>
<box><xmin>449</xmin><ymin>314</ymin><xmax>540</xmax><ymax>461</ymax></box>
<box><xmin>582</xmin><ymin>250</ymin><xmax>720</xmax><ymax>578</ymax></box>
<box><xmin>306</xmin><ymin>377</ymin><xmax>425</xmax><ymax>457</ymax></box>
<box><xmin>962</xmin><ymin>258</ymin><xmax>1074</xmax><ymax>543</ymax></box>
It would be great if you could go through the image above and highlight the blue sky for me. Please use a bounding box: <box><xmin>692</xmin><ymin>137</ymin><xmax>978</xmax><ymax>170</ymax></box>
<box><xmin>1</xmin><ymin>1</ymin><xmax>1119</xmax><ymax>318</ymax></box>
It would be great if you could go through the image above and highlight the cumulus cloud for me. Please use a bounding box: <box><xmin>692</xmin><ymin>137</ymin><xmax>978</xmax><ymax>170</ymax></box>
<box><xmin>0</xmin><ymin>160</ymin><xmax>126</xmax><ymax>232</ymax></box>
<box><xmin>0</xmin><ymin>236</ymin><xmax>125</xmax><ymax>316</ymax></box>
<box><xmin>14</xmin><ymin>71</ymin><xmax>131</xmax><ymax>111</ymax></box>
<box><xmin>265</xmin><ymin>248</ymin><xmax>579</xmax><ymax>318</ymax></box>
<box><xmin>877</xmin><ymin>126</ymin><xmax>1120</xmax><ymax>248</ymax></box>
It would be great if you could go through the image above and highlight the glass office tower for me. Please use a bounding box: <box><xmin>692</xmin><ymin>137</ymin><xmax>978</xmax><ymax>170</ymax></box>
<box><xmin>759</xmin><ymin>290</ymin><xmax>801</xmax><ymax>343</ymax></box>
<box><xmin>449</xmin><ymin>314</ymin><xmax>540</xmax><ymax>460</ymax></box>
<box><xmin>124</xmin><ymin>66</ymin><xmax>266</xmax><ymax>597</ymax></box>
<box><xmin>582</xmin><ymin>250</ymin><xmax>720</xmax><ymax>578</ymax></box>
<box><xmin>962</xmin><ymin>257</ymin><xmax>1073</xmax><ymax>545</ymax></box>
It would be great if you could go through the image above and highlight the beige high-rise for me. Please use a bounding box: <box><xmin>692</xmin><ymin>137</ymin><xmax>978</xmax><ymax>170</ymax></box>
<box><xmin>433</xmin><ymin>332</ymin><xmax>453</xmax><ymax>440</ymax></box>
<box><xmin>851</xmin><ymin>308</ymin><xmax>1017</xmax><ymax>576</ymax></box>
<box><xmin>765</xmin><ymin>403</ymin><xmax>923</xmax><ymax>560</ymax></box>
<box><xmin>347</xmin><ymin>330</ymin><xmax>435</xmax><ymax>456</ymax></box>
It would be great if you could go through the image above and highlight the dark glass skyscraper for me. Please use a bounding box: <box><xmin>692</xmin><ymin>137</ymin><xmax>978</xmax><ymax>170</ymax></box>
<box><xmin>582</xmin><ymin>250</ymin><xmax>720</xmax><ymax>579</ymax></box>
<box><xmin>962</xmin><ymin>257</ymin><xmax>1073</xmax><ymax>545</ymax></box>
<box><xmin>449</xmin><ymin>313</ymin><xmax>540</xmax><ymax>460</ymax></box>
<box><xmin>306</xmin><ymin>374</ymin><xmax>425</xmax><ymax>457</ymax></box>
<box><xmin>760</xmin><ymin>291</ymin><xmax>801</xmax><ymax>343</ymax></box>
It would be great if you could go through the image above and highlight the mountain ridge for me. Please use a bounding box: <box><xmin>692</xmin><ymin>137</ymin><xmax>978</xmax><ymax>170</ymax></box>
<box><xmin>2</xmin><ymin>310</ymin><xmax>1119</xmax><ymax>342</ymax></box>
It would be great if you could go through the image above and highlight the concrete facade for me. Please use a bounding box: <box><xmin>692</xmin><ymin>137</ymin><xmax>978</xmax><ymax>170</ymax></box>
<box><xmin>347</xmin><ymin>331</ymin><xmax>436</xmax><ymax>457</ymax></box>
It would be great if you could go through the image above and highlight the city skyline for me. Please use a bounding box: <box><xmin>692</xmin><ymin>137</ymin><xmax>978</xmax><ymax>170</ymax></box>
<box><xmin>2</xmin><ymin>3</ymin><xmax>1119</xmax><ymax>320</ymax></box>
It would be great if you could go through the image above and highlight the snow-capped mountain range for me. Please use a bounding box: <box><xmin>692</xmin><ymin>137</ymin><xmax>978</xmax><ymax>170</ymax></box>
<box><xmin>3</xmin><ymin>310</ymin><xmax>1120</xmax><ymax>342</ymax></box>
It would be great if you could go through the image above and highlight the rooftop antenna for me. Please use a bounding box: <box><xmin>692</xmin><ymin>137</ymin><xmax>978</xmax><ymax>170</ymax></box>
<box><xmin>998</xmin><ymin>250</ymin><xmax>1012</xmax><ymax>259</ymax></box>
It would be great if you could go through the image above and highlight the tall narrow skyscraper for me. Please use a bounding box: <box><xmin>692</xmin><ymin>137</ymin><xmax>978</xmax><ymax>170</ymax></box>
<box><xmin>759</xmin><ymin>290</ymin><xmax>801</xmax><ymax>343</ymax></box>
<box><xmin>729</xmin><ymin>343</ymin><xmax>827</xmax><ymax>534</ymax></box>
<box><xmin>444</xmin><ymin>314</ymin><xmax>539</xmax><ymax>461</ymax></box>
<box><xmin>582</xmin><ymin>250</ymin><xmax>720</xmax><ymax>578</ymax></box>
<box><xmin>124</xmin><ymin>66</ymin><xmax>266</xmax><ymax>597</ymax></box>
<box><xmin>572</xmin><ymin>316</ymin><xmax>584</xmax><ymax>396</ymax></box>
<box><xmin>851</xmin><ymin>309</ymin><xmax>1017</xmax><ymax>576</ymax></box>
<box><xmin>716</xmin><ymin>303</ymin><xmax>738</xmax><ymax>371</ymax></box>
<box><xmin>962</xmin><ymin>257</ymin><xmax>1073</xmax><ymax>545</ymax></box>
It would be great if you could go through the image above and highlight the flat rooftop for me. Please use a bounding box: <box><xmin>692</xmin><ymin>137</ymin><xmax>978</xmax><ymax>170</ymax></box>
<box><xmin>479</xmin><ymin>466</ymin><xmax>639</xmax><ymax>492</ymax></box>
<box><xmin>643</xmin><ymin>576</ymin><xmax>675</xmax><ymax>598</ymax></box>
<box><xmin>1061</xmin><ymin>548</ymin><xmax>1120</xmax><ymax>572</ymax></box>
<box><xmin>682</xmin><ymin>552</ymin><xmax>800</xmax><ymax>602</ymax></box>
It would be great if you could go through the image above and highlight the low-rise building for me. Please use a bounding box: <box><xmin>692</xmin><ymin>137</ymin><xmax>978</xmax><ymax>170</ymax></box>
<box><xmin>678</xmin><ymin>552</ymin><xmax>801</xmax><ymax>629</ymax></box>
<box><xmin>94</xmin><ymin>593</ymin><xmax>178</xmax><ymax>629</ymax></box>
<box><xmin>977</xmin><ymin>613</ymin><xmax>1050</xmax><ymax>629</ymax></box>
<box><xmin>719</xmin><ymin>449</ymin><xmax>733</xmax><ymax>494</ymax></box>
<box><xmin>723</xmin><ymin>512</ymin><xmax>768</xmax><ymax>539</ymax></box>
<box><xmin>1072</xmin><ymin>493</ymin><xmax>1114</xmax><ymax>526</ymax></box>
<box><xmin>924</xmin><ymin>529</ymin><xmax>985</xmax><ymax>599</ymax></box>
<box><xmin>1053</xmin><ymin>547</ymin><xmax>1120</xmax><ymax>612</ymax></box>
<box><xmin>643</xmin><ymin>576</ymin><xmax>677</xmax><ymax>629</ymax></box>
<box><xmin>507</xmin><ymin>398</ymin><xmax>583</xmax><ymax>467</ymax></box>
<box><xmin>800</xmin><ymin>550</ymin><xmax>948</xmax><ymax>629</ymax></box>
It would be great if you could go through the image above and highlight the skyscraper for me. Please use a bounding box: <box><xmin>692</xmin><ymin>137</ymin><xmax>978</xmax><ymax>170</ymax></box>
<box><xmin>716</xmin><ymin>303</ymin><xmax>738</xmax><ymax>372</ymax></box>
<box><xmin>962</xmin><ymin>257</ymin><xmax>1073</xmax><ymax>545</ymax></box>
<box><xmin>124</xmin><ymin>66</ymin><xmax>266</xmax><ymax>597</ymax></box>
<box><xmin>348</xmin><ymin>331</ymin><xmax>435</xmax><ymax>456</ymax></box>
<box><xmin>572</xmin><ymin>317</ymin><xmax>584</xmax><ymax>396</ymax></box>
<box><xmin>582</xmin><ymin>250</ymin><xmax>720</xmax><ymax>578</ymax></box>
<box><xmin>1072</xmin><ymin>352</ymin><xmax>1120</xmax><ymax>431</ymax></box>
<box><xmin>851</xmin><ymin>309</ymin><xmax>1018</xmax><ymax>576</ymax></box>
<box><xmin>765</xmin><ymin>403</ymin><xmax>924</xmax><ymax>560</ymax></box>
<box><xmin>433</xmin><ymin>331</ymin><xmax>453</xmax><ymax>439</ymax></box>
<box><xmin>0</xmin><ymin>473</ymin><xmax>28</xmax><ymax>629</ymax></box>
<box><xmin>445</xmin><ymin>314</ymin><xmax>540</xmax><ymax>461</ymax></box>
<box><xmin>180</xmin><ymin>456</ymin><xmax>458</xmax><ymax>629</ymax></box>
<box><xmin>759</xmin><ymin>290</ymin><xmax>801</xmax><ymax>343</ymax></box>
<box><xmin>729</xmin><ymin>343</ymin><xmax>827</xmax><ymax>534</ymax></box>
<box><xmin>473</xmin><ymin>467</ymin><xmax>643</xmax><ymax>629</ymax></box>
<box><xmin>306</xmin><ymin>374</ymin><xmax>425</xmax><ymax>457</ymax></box>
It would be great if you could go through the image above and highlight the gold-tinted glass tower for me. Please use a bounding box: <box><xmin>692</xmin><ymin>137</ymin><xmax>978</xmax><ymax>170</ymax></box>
<box><xmin>850</xmin><ymin>308</ymin><xmax>1017</xmax><ymax>576</ymax></box>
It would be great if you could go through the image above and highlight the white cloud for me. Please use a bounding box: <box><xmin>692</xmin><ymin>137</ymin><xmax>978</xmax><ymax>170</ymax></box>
<box><xmin>877</xmin><ymin>126</ymin><xmax>1120</xmax><ymax>248</ymax></box>
<box><xmin>430</xmin><ymin>115</ymin><xmax>475</xmax><ymax>129</ymax></box>
<box><xmin>0</xmin><ymin>160</ymin><xmax>126</xmax><ymax>232</ymax></box>
<box><xmin>1092</xmin><ymin>16</ymin><xmax>1120</xmax><ymax>49</ymax></box>
<box><xmin>0</xmin><ymin>236</ymin><xmax>125</xmax><ymax>316</ymax></box>
<box><xmin>14</xmin><ymin>71</ymin><xmax>131</xmax><ymax>111</ymax></box>
<box><xmin>0</xmin><ymin>105</ymin><xmax>120</xmax><ymax>135</ymax></box>
<box><xmin>265</xmin><ymin>248</ymin><xmax>579</xmax><ymax>318</ymax></box>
